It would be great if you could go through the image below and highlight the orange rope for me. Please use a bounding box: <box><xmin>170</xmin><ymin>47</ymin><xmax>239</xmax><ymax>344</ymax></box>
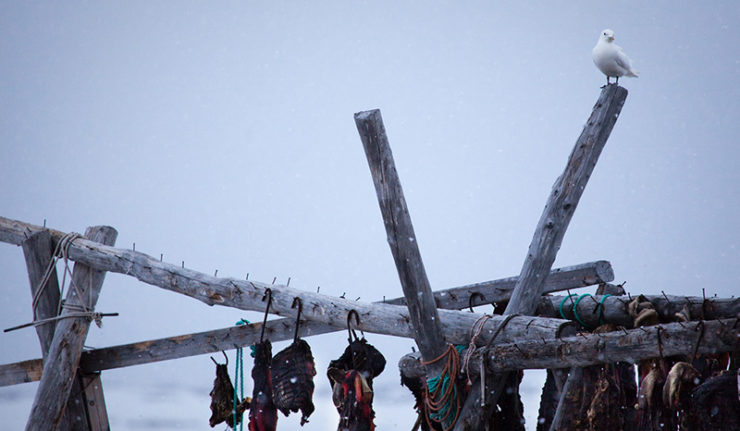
<box><xmin>421</xmin><ymin>344</ymin><xmax>462</xmax><ymax>431</ymax></box>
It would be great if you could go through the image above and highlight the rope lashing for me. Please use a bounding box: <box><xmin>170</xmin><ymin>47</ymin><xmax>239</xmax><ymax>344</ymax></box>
<box><xmin>5</xmin><ymin>232</ymin><xmax>117</xmax><ymax>333</ymax></box>
<box><xmin>559</xmin><ymin>293</ymin><xmax>579</xmax><ymax>320</ymax></box>
<box><xmin>421</xmin><ymin>344</ymin><xmax>462</xmax><ymax>431</ymax></box>
<box><xmin>572</xmin><ymin>294</ymin><xmax>593</xmax><ymax>328</ymax></box>
<box><xmin>461</xmin><ymin>314</ymin><xmax>491</xmax><ymax>384</ymax></box>
<box><xmin>233</xmin><ymin>318</ymin><xmax>250</xmax><ymax>431</ymax></box>
<box><xmin>597</xmin><ymin>294</ymin><xmax>612</xmax><ymax>325</ymax></box>
<box><xmin>30</xmin><ymin>232</ymin><xmax>81</xmax><ymax>319</ymax></box>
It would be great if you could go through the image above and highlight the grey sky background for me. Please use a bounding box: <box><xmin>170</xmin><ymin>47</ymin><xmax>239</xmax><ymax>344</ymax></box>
<box><xmin>1</xmin><ymin>2</ymin><xmax>738</xmax><ymax>430</ymax></box>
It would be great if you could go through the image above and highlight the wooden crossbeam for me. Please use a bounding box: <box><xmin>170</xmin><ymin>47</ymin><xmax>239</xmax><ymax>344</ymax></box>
<box><xmin>538</xmin><ymin>294</ymin><xmax>740</xmax><ymax>328</ymax></box>
<box><xmin>0</xmin><ymin>216</ymin><xmax>572</xmax><ymax>356</ymax></box>
<box><xmin>0</xmin><ymin>261</ymin><xmax>611</xmax><ymax>388</ymax></box>
<box><xmin>385</xmin><ymin>260</ymin><xmax>614</xmax><ymax>309</ymax></box>
<box><xmin>400</xmin><ymin>319</ymin><xmax>739</xmax><ymax>376</ymax></box>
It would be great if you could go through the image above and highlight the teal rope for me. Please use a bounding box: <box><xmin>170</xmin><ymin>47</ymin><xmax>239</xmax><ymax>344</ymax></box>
<box><xmin>597</xmin><ymin>294</ymin><xmax>612</xmax><ymax>325</ymax></box>
<box><xmin>559</xmin><ymin>294</ymin><xmax>578</xmax><ymax>320</ymax></box>
<box><xmin>426</xmin><ymin>373</ymin><xmax>458</xmax><ymax>427</ymax></box>
<box><xmin>233</xmin><ymin>319</ymin><xmax>250</xmax><ymax>431</ymax></box>
<box><xmin>572</xmin><ymin>294</ymin><xmax>592</xmax><ymax>328</ymax></box>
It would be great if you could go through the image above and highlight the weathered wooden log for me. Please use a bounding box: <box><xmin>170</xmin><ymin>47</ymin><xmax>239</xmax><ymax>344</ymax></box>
<box><xmin>355</xmin><ymin>108</ymin><xmax>446</xmax><ymax>362</ymax></box>
<box><xmin>0</xmin><ymin>310</ymin><xmax>573</xmax><ymax>388</ymax></box>
<box><xmin>22</xmin><ymin>231</ymin><xmax>93</xmax><ymax>431</ymax></box>
<box><xmin>454</xmin><ymin>84</ymin><xmax>630</xmax><ymax>430</ymax></box>
<box><xmin>26</xmin><ymin>226</ymin><xmax>117</xmax><ymax>431</ymax></box>
<box><xmin>22</xmin><ymin>230</ymin><xmax>61</xmax><ymax>357</ymax></box>
<box><xmin>386</xmin><ymin>260</ymin><xmax>614</xmax><ymax>309</ymax></box>
<box><xmin>0</xmin><ymin>217</ymin><xmax>573</xmax><ymax>355</ymax></box>
<box><xmin>399</xmin><ymin>319</ymin><xmax>738</xmax><ymax>378</ymax></box>
<box><xmin>0</xmin><ymin>260</ymin><xmax>605</xmax><ymax>387</ymax></box>
<box><xmin>539</xmin><ymin>294</ymin><xmax>740</xmax><ymax>328</ymax></box>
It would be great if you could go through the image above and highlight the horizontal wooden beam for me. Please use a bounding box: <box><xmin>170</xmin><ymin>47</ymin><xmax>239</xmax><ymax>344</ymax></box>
<box><xmin>385</xmin><ymin>260</ymin><xmax>613</xmax><ymax>309</ymax></box>
<box><xmin>538</xmin><ymin>294</ymin><xmax>740</xmax><ymax>328</ymax></box>
<box><xmin>0</xmin><ymin>216</ymin><xmax>577</xmax><ymax>354</ymax></box>
<box><xmin>400</xmin><ymin>318</ymin><xmax>739</xmax><ymax>378</ymax></box>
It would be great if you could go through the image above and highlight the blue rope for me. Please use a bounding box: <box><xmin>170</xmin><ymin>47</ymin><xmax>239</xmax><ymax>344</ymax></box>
<box><xmin>233</xmin><ymin>319</ymin><xmax>250</xmax><ymax>431</ymax></box>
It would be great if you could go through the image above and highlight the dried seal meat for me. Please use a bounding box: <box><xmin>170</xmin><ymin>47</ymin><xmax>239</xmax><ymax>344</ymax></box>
<box><xmin>329</xmin><ymin>368</ymin><xmax>375</xmax><ymax>431</ymax></box>
<box><xmin>271</xmin><ymin>298</ymin><xmax>316</xmax><ymax>425</ymax></box>
<box><xmin>327</xmin><ymin>312</ymin><xmax>385</xmax><ymax>386</ymax></box>
<box><xmin>248</xmin><ymin>340</ymin><xmax>278</xmax><ymax>431</ymax></box>
<box><xmin>249</xmin><ymin>288</ymin><xmax>278</xmax><ymax>431</ymax></box>
<box><xmin>209</xmin><ymin>353</ymin><xmax>249</xmax><ymax>428</ymax></box>
<box><xmin>327</xmin><ymin>311</ymin><xmax>386</xmax><ymax>431</ymax></box>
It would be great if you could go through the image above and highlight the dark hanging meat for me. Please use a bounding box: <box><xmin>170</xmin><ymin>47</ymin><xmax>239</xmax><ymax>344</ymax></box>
<box><xmin>686</xmin><ymin>371</ymin><xmax>740</xmax><ymax>430</ymax></box>
<box><xmin>209</xmin><ymin>358</ymin><xmax>249</xmax><ymax>428</ymax></box>
<box><xmin>329</xmin><ymin>368</ymin><xmax>376</xmax><ymax>431</ymax></box>
<box><xmin>271</xmin><ymin>338</ymin><xmax>316</xmax><ymax>425</ymax></box>
<box><xmin>249</xmin><ymin>340</ymin><xmax>278</xmax><ymax>431</ymax></box>
<box><xmin>327</xmin><ymin>338</ymin><xmax>386</xmax><ymax>387</ymax></box>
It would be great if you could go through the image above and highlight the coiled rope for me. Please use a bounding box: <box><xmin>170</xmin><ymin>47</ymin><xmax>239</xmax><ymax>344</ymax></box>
<box><xmin>422</xmin><ymin>344</ymin><xmax>462</xmax><ymax>431</ymax></box>
<box><xmin>558</xmin><ymin>293</ymin><xmax>612</xmax><ymax>328</ymax></box>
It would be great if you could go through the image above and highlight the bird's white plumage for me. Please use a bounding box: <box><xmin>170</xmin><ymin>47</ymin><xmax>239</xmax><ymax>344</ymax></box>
<box><xmin>592</xmin><ymin>29</ymin><xmax>638</xmax><ymax>83</ymax></box>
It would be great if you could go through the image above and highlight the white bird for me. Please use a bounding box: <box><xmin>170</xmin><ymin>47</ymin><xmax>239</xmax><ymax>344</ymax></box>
<box><xmin>592</xmin><ymin>29</ymin><xmax>638</xmax><ymax>85</ymax></box>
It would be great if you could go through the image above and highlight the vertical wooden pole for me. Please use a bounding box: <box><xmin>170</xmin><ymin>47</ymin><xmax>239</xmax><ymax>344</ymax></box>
<box><xmin>22</xmin><ymin>230</ymin><xmax>90</xmax><ymax>430</ymax></box>
<box><xmin>26</xmin><ymin>226</ymin><xmax>117</xmax><ymax>431</ymax></box>
<box><xmin>454</xmin><ymin>84</ymin><xmax>629</xmax><ymax>430</ymax></box>
<box><xmin>355</xmin><ymin>108</ymin><xmax>447</xmax><ymax>361</ymax></box>
<box><xmin>81</xmin><ymin>373</ymin><xmax>110</xmax><ymax>431</ymax></box>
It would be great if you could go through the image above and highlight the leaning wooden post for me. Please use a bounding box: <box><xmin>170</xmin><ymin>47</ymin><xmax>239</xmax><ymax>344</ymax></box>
<box><xmin>26</xmin><ymin>226</ymin><xmax>117</xmax><ymax>431</ymax></box>
<box><xmin>22</xmin><ymin>230</ymin><xmax>91</xmax><ymax>431</ymax></box>
<box><xmin>455</xmin><ymin>84</ymin><xmax>629</xmax><ymax>430</ymax></box>
<box><xmin>22</xmin><ymin>230</ymin><xmax>62</xmax><ymax>356</ymax></box>
<box><xmin>355</xmin><ymin>109</ymin><xmax>447</xmax><ymax>360</ymax></box>
<box><xmin>356</xmin><ymin>109</ymin><xmax>455</xmax><ymax>428</ymax></box>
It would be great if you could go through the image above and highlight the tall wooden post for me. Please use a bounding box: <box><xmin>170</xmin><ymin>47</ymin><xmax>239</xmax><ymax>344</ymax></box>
<box><xmin>26</xmin><ymin>226</ymin><xmax>117</xmax><ymax>431</ymax></box>
<box><xmin>455</xmin><ymin>84</ymin><xmax>629</xmax><ymax>430</ymax></box>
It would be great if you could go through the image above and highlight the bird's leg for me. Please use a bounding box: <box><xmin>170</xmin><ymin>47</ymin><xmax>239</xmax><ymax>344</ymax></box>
<box><xmin>616</xmin><ymin>76</ymin><xmax>619</xmax><ymax>85</ymax></box>
<box><xmin>606</xmin><ymin>76</ymin><xmax>611</xmax><ymax>85</ymax></box>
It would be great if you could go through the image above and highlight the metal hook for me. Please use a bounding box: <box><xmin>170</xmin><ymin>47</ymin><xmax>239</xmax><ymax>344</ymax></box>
<box><xmin>260</xmin><ymin>288</ymin><xmax>273</xmax><ymax>343</ymax></box>
<box><xmin>210</xmin><ymin>350</ymin><xmax>228</xmax><ymax>366</ymax></box>
<box><xmin>291</xmin><ymin>297</ymin><xmax>303</xmax><ymax>342</ymax></box>
<box><xmin>347</xmin><ymin>309</ymin><xmax>362</xmax><ymax>342</ymax></box>
<box><xmin>469</xmin><ymin>292</ymin><xmax>486</xmax><ymax>312</ymax></box>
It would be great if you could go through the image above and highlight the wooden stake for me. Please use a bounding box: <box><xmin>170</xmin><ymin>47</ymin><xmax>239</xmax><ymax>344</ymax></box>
<box><xmin>25</xmin><ymin>226</ymin><xmax>117</xmax><ymax>431</ymax></box>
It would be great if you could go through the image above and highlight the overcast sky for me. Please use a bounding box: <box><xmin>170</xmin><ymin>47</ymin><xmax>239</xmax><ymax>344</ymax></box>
<box><xmin>1</xmin><ymin>2</ymin><xmax>738</xmax><ymax>430</ymax></box>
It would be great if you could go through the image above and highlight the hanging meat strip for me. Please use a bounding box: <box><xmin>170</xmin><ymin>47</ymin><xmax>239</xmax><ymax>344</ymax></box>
<box><xmin>329</xmin><ymin>368</ymin><xmax>376</xmax><ymax>431</ymax></box>
<box><xmin>249</xmin><ymin>340</ymin><xmax>278</xmax><ymax>431</ymax></box>
<box><xmin>272</xmin><ymin>338</ymin><xmax>317</xmax><ymax>425</ymax></box>
<box><xmin>209</xmin><ymin>356</ymin><xmax>249</xmax><ymax>428</ymax></box>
